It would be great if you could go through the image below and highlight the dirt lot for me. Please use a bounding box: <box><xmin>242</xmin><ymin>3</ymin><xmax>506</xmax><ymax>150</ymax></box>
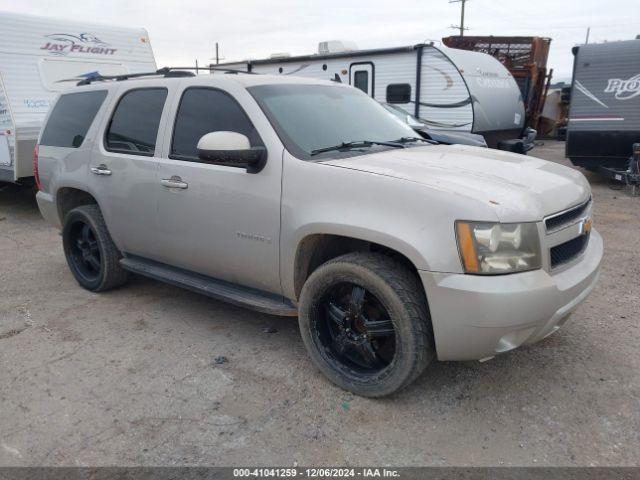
<box><xmin>0</xmin><ymin>141</ymin><xmax>638</xmax><ymax>466</ymax></box>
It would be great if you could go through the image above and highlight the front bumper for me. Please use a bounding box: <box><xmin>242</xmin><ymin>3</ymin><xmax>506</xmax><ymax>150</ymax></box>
<box><xmin>419</xmin><ymin>228</ymin><xmax>603</xmax><ymax>361</ymax></box>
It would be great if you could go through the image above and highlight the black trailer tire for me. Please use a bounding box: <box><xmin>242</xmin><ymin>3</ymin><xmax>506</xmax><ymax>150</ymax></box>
<box><xmin>298</xmin><ymin>252</ymin><xmax>434</xmax><ymax>397</ymax></box>
<box><xmin>62</xmin><ymin>204</ymin><xmax>129</xmax><ymax>292</ymax></box>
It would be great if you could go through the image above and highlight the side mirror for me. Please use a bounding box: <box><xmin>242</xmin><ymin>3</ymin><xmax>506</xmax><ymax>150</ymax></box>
<box><xmin>197</xmin><ymin>131</ymin><xmax>266</xmax><ymax>173</ymax></box>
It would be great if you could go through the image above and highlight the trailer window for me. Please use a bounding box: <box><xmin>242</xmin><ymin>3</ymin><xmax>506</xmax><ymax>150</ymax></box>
<box><xmin>353</xmin><ymin>71</ymin><xmax>369</xmax><ymax>94</ymax></box>
<box><xmin>40</xmin><ymin>91</ymin><xmax>107</xmax><ymax>148</ymax></box>
<box><xmin>106</xmin><ymin>88</ymin><xmax>167</xmax><ymax>156</ymax></box>
<box><xmin>387</xmin><ymin>84</ymin><xmax>411</xmax><ymax>104</ymax></box>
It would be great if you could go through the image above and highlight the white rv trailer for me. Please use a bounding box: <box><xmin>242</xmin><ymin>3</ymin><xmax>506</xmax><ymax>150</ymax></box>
<box><xmin>220</xmin><ymin>41</ymin><xmax>527</xmax><ymax>149</ymax></box>
<box><xmin>0</xmin><ymin>12</ymin><xmax>157</xmax><ymax>183</ymax></box>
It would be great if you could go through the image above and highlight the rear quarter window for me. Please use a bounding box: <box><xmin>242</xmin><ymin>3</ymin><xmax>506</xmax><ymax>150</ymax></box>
<box><xmin>40</xmin><ymin>91</ymin><xmax>108</xmax><ymax>148</ymax></box>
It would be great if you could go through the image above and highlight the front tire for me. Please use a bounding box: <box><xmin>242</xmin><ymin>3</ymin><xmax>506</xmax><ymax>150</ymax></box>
<box><xmin>62</xmin><ymin>204</ymin><xmax>129</xmax><ymax>292</ymax></box>
<box><xmin>298</xmin><ymin>252</ymin><xmax>434</xmax><ymax>397</ymax></box>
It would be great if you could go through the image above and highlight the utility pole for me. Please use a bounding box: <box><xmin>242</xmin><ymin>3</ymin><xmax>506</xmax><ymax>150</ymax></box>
<box><xmin>449</xmin><ymin>0</ymin><xmax>469</xmax><ymax>37</ymax></box>
<box><xmin>585</xmin><ymin>27</ymin><xmax>591</xmax><ymax>44</ymax></box>
<box><xmin>210</xmin><ymin>43</ymin><xmax>225</xmax><ymax>68</ymax></box>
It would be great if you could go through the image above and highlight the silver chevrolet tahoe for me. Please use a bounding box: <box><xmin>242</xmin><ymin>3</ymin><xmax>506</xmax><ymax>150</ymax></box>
<box><xmin>35</xmin><ymin>71</ymin><xmax>603</xmax><ymax>397</ymax></box>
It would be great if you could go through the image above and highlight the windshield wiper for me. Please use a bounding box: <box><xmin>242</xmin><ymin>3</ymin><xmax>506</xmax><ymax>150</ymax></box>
<box><xmin>391</xmin><ymin>136</ymin><xmax>439</xmax><ymax>145</ymax></box>
<box><xmin>310</xmin><ymin>140</ymin><xmax>404</xmax><ymax>156</ymax></box>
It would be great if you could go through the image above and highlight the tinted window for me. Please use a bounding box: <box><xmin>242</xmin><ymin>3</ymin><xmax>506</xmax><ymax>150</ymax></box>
<box><xmin>353</xmin><ymin>71</ymin><xmax>369</xmax><ymax>93</ymax></box>
<box><xmin>387</xmin><ymin>84</ymin><xmax>411</xmax><ymax>103</ymax></box>
<box><xmin>106</xmin><ymin>89</ymin><xmax>167</xmax><ymax>156</ymax></box>
<box><xmin>249</xmin><ymin>84</ymin><xmax>418</xmax><ymax>159</ymax></box>
<box><xmin>40</xmin><ymin>91</ymin><xmax>107</xmax><ymax>148</ymax></box>
<box><xmin>171</xmin><ymin>88</ymin><xmax>261</xmax><ymax>159</ymax></box>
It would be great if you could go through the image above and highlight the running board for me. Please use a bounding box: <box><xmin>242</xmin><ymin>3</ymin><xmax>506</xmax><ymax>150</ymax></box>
<box><xmin>120</xmin><ymin>256</ymin><xmax>297</xmax><ymax>317</ymax></box>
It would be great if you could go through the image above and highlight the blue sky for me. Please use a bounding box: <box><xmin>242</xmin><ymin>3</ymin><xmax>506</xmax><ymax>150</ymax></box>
<box><xmin>3</xmin><ymin>0</ymin><xmax>639</xmax><ymax>81</ymax></box>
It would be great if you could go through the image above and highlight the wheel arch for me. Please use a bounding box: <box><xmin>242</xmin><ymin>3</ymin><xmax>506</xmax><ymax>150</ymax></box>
<box><xmin>290</xmin><ymin>227</ymin><xmax>427</xmax><ymax>301</ymax></box>
<box><xmin>55</xmin><ymin>186</ymin><xmax>100</xmax><ymax>224</ymax></box>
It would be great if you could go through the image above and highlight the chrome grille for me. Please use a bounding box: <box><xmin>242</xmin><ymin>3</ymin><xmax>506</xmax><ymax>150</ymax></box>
<box><xmin>550</xmin><ymin>232</ymin><xmax>590</xmax><ymax>268</ymax></box>
<box><xmin>545</xmin><ymin>198</ymin><xmax>591</xmax><ymax>232</ymax></box>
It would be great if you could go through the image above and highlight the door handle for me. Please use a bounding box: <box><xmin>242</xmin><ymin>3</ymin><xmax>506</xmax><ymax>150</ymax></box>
<box><xmin>90</xmin><ymin>164</ymin><xmax>112</xmax><ymax>176</ymax></box>
<box><xmin>160</xmin><ymin>176</ymin><xmax>188</xmax><ymax>189</ymax></box>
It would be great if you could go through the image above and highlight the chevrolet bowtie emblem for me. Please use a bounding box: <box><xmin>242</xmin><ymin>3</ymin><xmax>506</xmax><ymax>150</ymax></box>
<box><xmin>581</xmin><ymin>217</ymin><xmax>593</xmax><ymax>235</ymax></box>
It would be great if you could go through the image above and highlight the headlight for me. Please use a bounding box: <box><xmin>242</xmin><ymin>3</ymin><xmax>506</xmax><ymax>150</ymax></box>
<box><xmin>455</xmin><ymin>221</ymin><xmax>541</xmax><ymax>274</ymax></box>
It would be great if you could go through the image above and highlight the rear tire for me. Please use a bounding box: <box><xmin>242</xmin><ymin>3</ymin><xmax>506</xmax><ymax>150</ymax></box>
<box><xmin>62</xmin><ymin>204</ymin><xmax>129</xmax><ymax>292</ymax></box>
<box><xmin>298</xmin><ymin>252</ymin><xmax>434</xmax><ymax>397</ymax></box>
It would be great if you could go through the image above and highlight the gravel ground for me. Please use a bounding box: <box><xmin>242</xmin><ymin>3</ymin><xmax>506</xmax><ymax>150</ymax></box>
<box><xmin>0</xmin><ymin>140</ymin><xmax>638</xmax><ymax>466</ymax></box>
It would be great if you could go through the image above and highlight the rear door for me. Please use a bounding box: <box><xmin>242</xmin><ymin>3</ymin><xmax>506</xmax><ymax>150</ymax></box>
<box><xmin>90</xmin><ymin>86</ymin><xmax>171</xmax><ymax>258</ymax></box>
<box><xmin>154</xmin><ymin>85</ymin><xmax>282</xmax><ymax>294</ymax></box>
<box><xmin>350</xmin><ymin>62</ymin><xmax>374</xmax><ymax>97</ymax></box>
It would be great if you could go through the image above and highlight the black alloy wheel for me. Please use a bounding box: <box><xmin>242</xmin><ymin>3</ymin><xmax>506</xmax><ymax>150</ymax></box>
<box><xmin>62</xmin><ymin>204</ymin><xmax>129</xmax><ymax>292</ymax></box>
<box><xmin>319</xmin><ymin>282</ymin><xmax>396</xmax><ymax>373</ymax></box>
<box><xmin>298</xmin><ymin>252</ymin><xmax>434</xmax><ymax>397</ymax></box>
<box><xmin>67</xmin><ymin>221</ymin><xmax>102</xmax><ymax>283</ymax></box>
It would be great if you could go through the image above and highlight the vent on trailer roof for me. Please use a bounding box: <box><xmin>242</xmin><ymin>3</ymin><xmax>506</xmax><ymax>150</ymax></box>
<box><xmin>270</xmin><ymin>53</ymin><xmax>291</xmax><ymax>59</ymax></box>
<box><xmin>318</xmin><ymin>40</ymin><xmax>358</xmax><ymax>55</ymax></box>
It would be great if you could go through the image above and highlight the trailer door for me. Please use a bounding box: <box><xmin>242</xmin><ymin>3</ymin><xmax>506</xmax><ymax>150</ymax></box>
<box><xmin>349</xmin><ymin>62</ymin><xmax>374</xmax><ymax>97</ymax></box>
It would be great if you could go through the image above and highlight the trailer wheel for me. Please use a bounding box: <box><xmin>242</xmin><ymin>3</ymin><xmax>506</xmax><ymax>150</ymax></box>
<box><xmin>298</xmin><ymin>252</ymin><xmax>434</xmax><ymax>397</ymax></box>
<box><xmin>62</xmin><ymin>204</ymin><xmax>129</xmax><ymax>292</ymax></box>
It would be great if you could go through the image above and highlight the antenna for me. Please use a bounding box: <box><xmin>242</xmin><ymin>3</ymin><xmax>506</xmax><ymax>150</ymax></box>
<box><xmin>449</xmin><ymin>0</ymin><xmax>470</xmax><ymax>37</ymax></box>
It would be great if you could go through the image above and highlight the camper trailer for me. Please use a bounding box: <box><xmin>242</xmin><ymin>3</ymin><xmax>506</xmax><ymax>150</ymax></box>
<box><xmin>219</xmin><ymin>41</ymin><xmax>532</xmax><ymax>150</ymax></box>
<box><xmin>567</xmin><ymin>39</ymin><xmax>640</xmax><ymax>169</ymax></box>
<box><xmin>0</xmin><ymin>12</ymin><xmax>157</xmax><ymax>183</ymax></box>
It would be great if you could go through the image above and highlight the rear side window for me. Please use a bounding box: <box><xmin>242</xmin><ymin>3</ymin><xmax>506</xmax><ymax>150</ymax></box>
<box><xmin>386</xmin><ymin>84</ymin><xmax>411</xmax><ymax>103</ymax></box>
<box><xmin>40</xmin><ymin>91</ymin><xmax>107</xmax><ymax>148</ymax></box>
<box><xmin>171</xmin><ymin>87</ymin><xmax>261</xmax><ymax>160</ymax></box>
<box><xmin>106</xmin><ymin>88</ymin><xmax>167</xmax><ymax>156</ymax></box>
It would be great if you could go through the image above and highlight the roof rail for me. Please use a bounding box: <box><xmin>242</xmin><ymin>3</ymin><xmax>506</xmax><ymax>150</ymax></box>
<box><xmin>76</xmin><ymin>67</ymin><xmax>194</xmax><ymax>85</ymax></box>
<box><xmin>76</xmin><ymin>66</ymin><xmax>256</xmax><ymax>86</ymax></box>
<box><xmin>170</xmin><ymin>66</ymin><xmax>258</xmax><ymax>75</ymax></box>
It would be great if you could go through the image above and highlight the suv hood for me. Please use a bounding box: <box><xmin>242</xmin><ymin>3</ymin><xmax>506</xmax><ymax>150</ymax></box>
<box><xmin>323</xmin><ymin>144</ymin><xmax>591</xmax><ymax>222</ymax></box>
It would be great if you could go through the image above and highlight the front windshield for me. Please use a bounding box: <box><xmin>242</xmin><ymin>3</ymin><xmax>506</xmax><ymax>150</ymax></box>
<box><xmin>248</xmin><ymin>84</ymin><xmax>419</xmax><ymax>159</ymax></box>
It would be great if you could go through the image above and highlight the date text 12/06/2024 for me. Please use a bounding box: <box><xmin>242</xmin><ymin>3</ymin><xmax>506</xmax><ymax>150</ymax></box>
<box><xmin>233</xmin><ymin>468</ymin><xmax>401</xmax><ymax>478</ymax></box>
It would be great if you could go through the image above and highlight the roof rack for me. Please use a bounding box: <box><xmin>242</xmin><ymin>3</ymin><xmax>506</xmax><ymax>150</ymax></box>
<box><xmin>169</xmin><ymin>66</ymin><xmax>257</xmax><ymax>75</ymax></box>
<box><xmin>76</xmin><ymin>67</ymin><xmax>192</xmax><ymax>85</ymax></box>
<box><xmin>76</xmin><ymin>66</ymin><xmax>256</xmax><ymax>85</ymax></box>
